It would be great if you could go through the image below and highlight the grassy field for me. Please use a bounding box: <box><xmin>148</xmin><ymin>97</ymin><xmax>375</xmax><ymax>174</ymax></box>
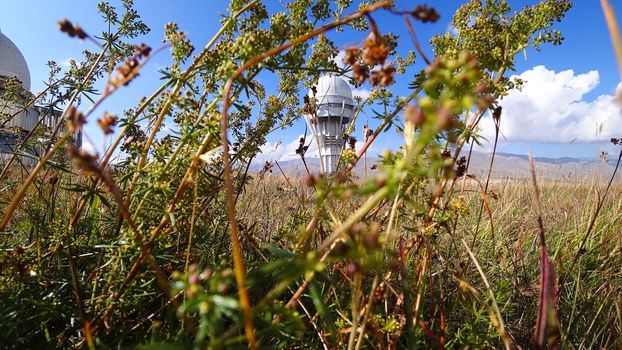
<box><xmin>1</xmin><ymin>165</ymin><xmax>621</xmax><ymax>348</ymax></box>
<box><xmin>234</xmin><ymin>172</ymin><xmax>622</xmax><ymax>348</ymax></box>
<box><xmin>1</xmin><ymin>0</ymin><xmax>621</xmax><ymax>348</ymax></box>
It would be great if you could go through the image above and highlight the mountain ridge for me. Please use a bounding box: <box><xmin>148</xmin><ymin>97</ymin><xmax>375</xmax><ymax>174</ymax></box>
<box><xmin>252</xmin><ymin>150</ymin><xmax>615</xmax><ymax>181</ymax></box>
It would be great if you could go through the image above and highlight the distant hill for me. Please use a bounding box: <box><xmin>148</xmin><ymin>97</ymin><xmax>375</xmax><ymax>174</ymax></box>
<box><xmin>252</xmin><ymin>151</ymin><xmax>616</xmax><ymax>181</ymax></box>
<box><xmin>495</xmin><ymin>152</ymin><xmax>598</xmax><ymax>165</ymax></box>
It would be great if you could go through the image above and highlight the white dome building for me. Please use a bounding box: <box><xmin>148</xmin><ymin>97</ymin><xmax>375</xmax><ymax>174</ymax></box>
<box><xmin>305</xmin><ymin>75</ymin><xmax>354</xmax><ymax>173</ymax></box>
<box><xmin>0</xmin><ymin>27</ymin><xmax>80</xmax><ymax>164</ymax></box>
<box><xmin>0</xmin><ymin>28</ymin><xmax>31</xmax><ymax>90</ymax></box>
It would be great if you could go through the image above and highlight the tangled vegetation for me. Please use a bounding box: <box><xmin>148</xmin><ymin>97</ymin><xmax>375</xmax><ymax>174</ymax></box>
<box><xmin>0</xmin><ymin>0</ymin><xmax>621</xmax><ymax>349</ymax></box>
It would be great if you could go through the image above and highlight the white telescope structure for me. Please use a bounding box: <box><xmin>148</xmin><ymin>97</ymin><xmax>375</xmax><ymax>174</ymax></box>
<box><xmin>306</xmin><ymin>75</ymin><xmax>354</xmax><ymax>174</ymax></box>
<box><xmin>0</xmin><ymin>28</ymin><xmax>81</xmax><ymax>165</ymax></box>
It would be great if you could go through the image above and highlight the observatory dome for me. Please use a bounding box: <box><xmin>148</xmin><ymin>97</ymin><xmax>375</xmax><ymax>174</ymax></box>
<box><xmin>309</xmin><ymin>75</ymin><xmax>354</xmax><ymax>120</ymax></box>
<box><xmin>311</xmin><ymin>75</ymin><xmax>353</xmax><ymax>106</ymax></box>
<box><xmin>0</xmin><ymin>28</ymin><xmax>31</xmax><ymax>90</ymax></box>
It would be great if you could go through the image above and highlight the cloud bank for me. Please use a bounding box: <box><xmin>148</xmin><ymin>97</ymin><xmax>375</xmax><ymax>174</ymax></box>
<box><xmin>480</xmin><ymin>65</ymin><xmax>621</xmax><ymax>143</ymax></box>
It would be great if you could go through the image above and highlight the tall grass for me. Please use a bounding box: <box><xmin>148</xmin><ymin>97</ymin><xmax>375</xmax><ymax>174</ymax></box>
<box><xmin>0</xmin><ymin>0</ymin><xmax>620</xmax><ymax>349</ymax></box>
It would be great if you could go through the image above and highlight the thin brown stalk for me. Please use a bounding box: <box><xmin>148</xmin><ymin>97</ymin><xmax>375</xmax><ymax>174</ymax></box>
<box><xmin>219</xmin><ymin>3</ymin><xmax>391</xmax><ymax>347</ymax></box>
<box><xmin>601</xmin><ymin>0</ymin><xmax>622</xmax><ymax>78</ymax></box>
<box><xmin>528</xmin><ymin>154</ymin><xmax>560</xmax><ymax>350</ymax></box>
<box><xmin>570</xmin><ymin>149</ymin><xmax>621</xmax><ymax>270</ymax></box>
<box><xmin>461</xmin><ymin>238</ymin><xmax>513</xmax><ymax>350</ymax></box>
<box><xmin>471</xmin><ymin>108</ymin><xmax>501</xmax><ymax>250</ymax></box>
<box><xmin>346</xmin><ymin>271</ymin><xmax>362</xmax><ymax>350</ymax></box>
<box><xmin>184</xmin><ymin>169</ymin><xmax>199</xmax><ymax>275</ymax></box>
<box><xmin>354</xmin><ymin>274</ymin><xmax>379</xmax><ymax>350</ymax></box>
<box><xmin>403</xmin><ymin>15</ymin><xmax>432</xmax><ymax>65</ymax></box>
<box><xmin>96</xmin><ymin>164</ymin><xmax>175</xmax><ymax>326</ymax></box>
<box><xmin>123</xmin><ymin>0</ymin><xmax>260</xmax><ymax>209</ymax></box>
<box><xmin>69</xmin><ymin>81</ymin><xmax>171</xmax><ymax>228</ymax></box>
<box><xmin>0</xmin><ymin>133</ymin><xmax>70</xmax><ymax>230</ymax></box>
<box><xmin>0</xmin><ymin>86</ymin><xmax>56</xmax><ymax>181</ymax></box>
<box><xmin>67</xmin><ymin>246</ymin><xmax>89</xmax><ymax>337</ymax></box>
<box><xmin>417</xmin><ymin>66</ymin><xmax>507</xmax><ymax>254</ymax></box>
<box><xmin>0</xmin><ymin>43</ymin><xmax>113</xmax><ymax>229</ymax></box>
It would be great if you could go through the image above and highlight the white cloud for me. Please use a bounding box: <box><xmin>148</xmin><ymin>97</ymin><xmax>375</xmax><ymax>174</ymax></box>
<box><xmin>479</xmin><ymin>65</ymin><xmax>622</xmax><ymax>143</ymax></box>
<box><xmin>334</xmin><ymin>50</ymin><xmax>347</xmax><ymax>70</ymax></box>
<box><xmin>81</xmin><ymin>139</ymin><xmax>97</xmax><ymax>154</ymax></box>
<box><xmin>446</xmin><ymin>23</ymin><xmax>459</xmax><ymax>37</ymax></box>
<box><xmin>352</xmin><ymin>88</ymin><xmax>371</xmax><ymax>100</ymax></box>
<box><xmin>61</xmin><ymin>58</ymin><xmax>76</xmax><ymax>67</ymax></box>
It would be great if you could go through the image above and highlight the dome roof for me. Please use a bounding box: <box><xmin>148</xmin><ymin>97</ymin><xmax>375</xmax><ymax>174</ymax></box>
<box><xmin>310</xmin><ymin>75</ymin><xmax>353</xmax><ymax>106</ymax></box>
<box><xmin>0</xmin><ymin>28</ymin><xmax>31</xmax><ymax>90</ymax></box>
<box><xmin>307</xmin><ymin>75</ymin><xmax>354</xmax><ymax>121</ymax></box>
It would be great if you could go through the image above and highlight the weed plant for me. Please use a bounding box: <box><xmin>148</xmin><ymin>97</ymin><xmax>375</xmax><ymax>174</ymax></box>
<box><xmin>0</xmin><ymin>0</ymin><xmax>621</xmax><ymax>349</ymax></box>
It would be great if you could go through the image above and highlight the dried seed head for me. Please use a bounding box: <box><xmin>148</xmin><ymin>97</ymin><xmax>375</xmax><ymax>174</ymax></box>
<box><xmin>475</xmin><ymin>82</ymin><xmax>488</xmax><ymax>94</ymax></box>
<box><xmin>379</xmin><ymin>65</ymin><xmax>396</xmax><ymax>86</ymax></box>
<box><xmin>343</xmin><ymin>48</ymin><xmax>360</xmax><ymax>65</ymax></box>
<box><xmin>66</xmin><ymin>144</ymin><xmax>99</xmax><ymax>176</ymax></box>
<box><xmin>363</xmin><ymin>222</ymin><xmax>381</xmax><ymax>249</ymax></box>
<box><xmin>304</xmin><ymin>173</ymin><xmax>316</xmax><ymax>187</ymax></box>
<box><xmin>259</xmin><ymin>161</ymin><xmax>273</xmax><ymax>178</ymax></box>
<box><xmin>435</xmin><ymin>107</ymin><xmax>457</xmax><ymax>131</ymax></box>
<box><xmin>334</xmin><ymin>241</ymin><xmax>350</xmax><ymax>256</ymax></box>
<box><xmin>369</xmin><ymin>70</ymin><xmax>381</xmax><ymax>86</ymax></box>
<box><xmin>295</xmin><ymin>137</ymin><xmax>309</xmax><ymax>156</ymax></box>
<box><xmin>66</xmin><ymin>106</ymin><xmax>85</xmax><ymax>133</ymax></box>
<box><xmin>455</xmin><ymin>156</ymin><xmax>467</xmax><ymax>178</ymax></box>
<box><xmin>96</xmin><ymin>112</ymin><xmax>118</xmax><ymax>135</ymax></box>
<box><xmin>492</xmin><ymin>106</ymin><xmax>502</xmax><ymax>123</ymax></box>
<box><xmin>348</xmin><ymin>136</ymin><xmax>357</xmax><ymax>150</ymax></box>
<box><xmin>362</xmin><ymin>31</ymin><xmax>388</xmax><ymax>66</ymax></box>
<box><xmin>217</xmin><ymin>283</ymin><xmax>230</xmax><ymax>294</ymax></box>
<box><xmin>477</xmin><ymin>94</ymin><xmax>496</xmax><ymax>110</ymax></box>
<box><xmin>58</xmin><ymin>19</ymin><xmax>87</xmax><ymax>39</ymax></box>
<box><xmin>352</xmin><ymin>63</ymin><xmax>369</xmax><ymax>85</ymax></box>
<box><xmin>411</xmin><ymin>5</ymin><xmax>440</xmax><ymax>23</ymax></box>
<box><xmin>404</xmin><ymin>104</ymin><xmax>425</xmax><ymax>127</ymax></box>
<box><xmin>350</xmin><ymin>222</ymin><xmax>367</xmax><ymax>237</ymax></box>
<box><xmin>364</xmin><ymin>124</ymin><xmax>373</xmax><ymax>139</ymax></box>
<box><xmin>459</xmin><ymin>51</ymin><xmax>478</xmax><ymax>68</ymax></box>
<box><xmin>333</xmin><ymin>171</ymin><xmax>348</xmax><ymax>184</ymax></box>
<box><xmin>110</xmin><ymin>45</ymin><xmax>151</xmax><ymax>87</ymax></box>
<box><xmin>58</xmin><ymin>19</ymin><xmax>72</xmax><ymax>33</ymax></box>
<box><xmin>373</xmin><ymin>284</ymin><xmax>385</xmax><ymax>301</ymax></box>
<box><xmin>375</xmin><ymin>177</ymin><xmax>386</xmax><ymax>188</ymax></box>
<box><xmin>135</xmin><ymin>43</ymin><xmax>152</xmax><ymax>58</ymax></box>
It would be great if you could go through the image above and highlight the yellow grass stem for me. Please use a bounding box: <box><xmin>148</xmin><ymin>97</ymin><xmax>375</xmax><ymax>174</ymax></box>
<box><xmin>601</xmin><ymin>0</ymin><xmax>622</xmax><ymax>78</ymax></box>
<box><xmin>461</xmin><ymin>238</ymin><xmax>512</xmax><ymax>350</ymax></box>
<box><xmin>219</xmin><ymin>3</ymin><xmax>391</xmax><ymax>347</ymax></box>
<box><xmin>0</xmin><ymin>132</ymin><xmax>70</xmax><ymax>230</ymax></box>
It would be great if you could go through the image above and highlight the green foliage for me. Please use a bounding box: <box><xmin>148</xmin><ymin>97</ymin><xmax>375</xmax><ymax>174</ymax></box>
<box><xmin>4</xmin><ymin>1</ymin><xmax>620</xmax><ymax>350</ymax></box>
<box><xmin>431</xmin><ymin>0</ymin><xmax>572</xmax><ymax>95</ymax></box>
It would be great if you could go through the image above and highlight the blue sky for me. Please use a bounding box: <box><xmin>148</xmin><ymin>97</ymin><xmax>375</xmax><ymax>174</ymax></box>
<box><xmin>1</xmin><ymin>0</ymin><xmax>620</xmax><ymax>161</ymax></box>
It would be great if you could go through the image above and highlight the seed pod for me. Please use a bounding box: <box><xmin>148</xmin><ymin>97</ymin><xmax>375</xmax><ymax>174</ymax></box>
<box><xmin>346</xmin><ymin>262</ymin><xmax>360</xmax><ymax>277</ymax></box>
<box><xmin>334</xmin><ymin>241</ymin><xmax>350</xmax><ymax>256</ymax></box>
<box><xmin>304</xmin><ymin>174</ymin><xmax>316</xmax><ymax>187</ymax></box>
<box><xmin>404</xmin><ymin>104</ymin><xmax>425</xmax><ymax>127</ymax></box>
